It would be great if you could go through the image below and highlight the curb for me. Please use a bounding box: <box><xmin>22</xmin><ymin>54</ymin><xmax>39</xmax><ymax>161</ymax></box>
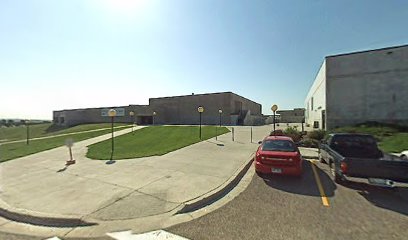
<box><xmin>176</xmin><ymin>154</ymin><xmax>254</xmax><ymax>214</ymax></box>
<box><xmin>0</xmin><ymin>201</ymin><xmax>95</xmax><ymax>228</ymax></box>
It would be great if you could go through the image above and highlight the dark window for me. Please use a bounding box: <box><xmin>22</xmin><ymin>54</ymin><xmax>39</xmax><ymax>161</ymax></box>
<box><xmin>262</xmin><ymin>140</ymin><xmax>296</xmax><ymax>152</ymax></box>
<box><xmin>60</xmin><ymin>117</ymin><xmax>65</xmax><ymax>124</ymax></box>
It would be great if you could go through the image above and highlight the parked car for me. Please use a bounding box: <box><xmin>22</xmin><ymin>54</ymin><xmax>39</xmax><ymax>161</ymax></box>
<box><xmin>319</xmin><ymin>133</ymin><xmax>408</xmax><ymax>187</ymax></box>
<box><xmin>255</xmin><ymin>136</ymin><xmax>303</xmax><ymax>176</ymax></box>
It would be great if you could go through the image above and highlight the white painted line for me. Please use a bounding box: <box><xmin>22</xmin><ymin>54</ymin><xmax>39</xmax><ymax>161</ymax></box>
<box><xmin>107</xmin><ymin>230</ymin><xmax>190</xmax><ymax>240</ymax></box>
<box><xmin>44</xmin><ymin>237</ymin><xmax>62</xmax><ymax>240</ymax></box>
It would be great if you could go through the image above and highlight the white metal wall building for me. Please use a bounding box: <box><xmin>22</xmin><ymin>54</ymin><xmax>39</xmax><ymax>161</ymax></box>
<box><xmin>305</xmin><ymin>44</ymin><xmax>408</xmax><ymax>130</ymax></box>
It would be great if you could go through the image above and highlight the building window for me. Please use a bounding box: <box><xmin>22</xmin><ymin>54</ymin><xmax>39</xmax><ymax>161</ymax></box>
<box><xmin>60</xmin><ymin>117</ymin><xmax>65</xmax><ymax>124</ymax></box>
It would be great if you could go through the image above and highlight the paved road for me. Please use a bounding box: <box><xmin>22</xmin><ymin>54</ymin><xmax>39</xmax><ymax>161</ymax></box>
<box><xmin>168</xmin><ymin>160</ymin><xmax>408</xmax><ymax>240</ymax></box>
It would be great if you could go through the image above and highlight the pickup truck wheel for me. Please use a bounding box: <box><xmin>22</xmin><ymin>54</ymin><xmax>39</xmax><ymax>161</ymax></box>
<box><xmin>329</xmin><ymin>162</ymin><xmax>342</xmax><ymax>183</ymax></box>
<box><xmin>401</xmin><ymin>155</ymin><xmax>408</xmax><ymax>160</ymax></box>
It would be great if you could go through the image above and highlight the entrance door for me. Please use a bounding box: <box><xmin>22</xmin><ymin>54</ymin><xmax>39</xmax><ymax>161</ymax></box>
<box><xmin>322</xmin><ymin>110</ymin><xmax>326</xmax><ymax>130</ymax></box>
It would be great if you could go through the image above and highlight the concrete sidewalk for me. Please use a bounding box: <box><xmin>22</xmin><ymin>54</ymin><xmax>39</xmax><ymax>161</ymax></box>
<box><xmin>0</xmin><ymin>125</ymin><xmax>272</xmax><ymax>238</ymax></box>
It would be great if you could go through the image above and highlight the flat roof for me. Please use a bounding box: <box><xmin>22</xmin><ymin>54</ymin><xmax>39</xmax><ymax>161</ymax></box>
<box><xmin>326</xmin><ymin>44</ymin><xmax>408</xmax><ymax>58</ymax></box>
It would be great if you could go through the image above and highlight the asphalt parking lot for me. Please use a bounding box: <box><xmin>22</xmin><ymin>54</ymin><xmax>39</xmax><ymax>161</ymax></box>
<box><xmin>169</xmin><ymin>160</ymin><xmax>408</xmax><ymax>240</ymax></box>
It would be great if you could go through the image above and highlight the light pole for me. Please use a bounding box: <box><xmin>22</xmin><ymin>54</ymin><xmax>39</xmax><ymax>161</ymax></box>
<box><xmin>129</xmin><ymin>111</ymin><xmax>135</xmax><ymax>134</ymax></box>
<box><xmin>152</xmin><ymin>111</ymin><xmax>156</xmax><ymax>125</ymax></box>
<box><xmin>108</xmin><ymin>109</ymin><xmax>117</xmax><ymax>161</ymax></box>
<box><xmin>198</xmin><ymin>106</ymin><xmax>204</xmax><ymax>139</ymax></box>
<box><xmin>271</xmin><ymin>104</ymin><xmax>278</xmax><ymax>136</ymax></box>
<box><xmin>25</xmin><ymin>119</ymin><xmax>30</xmax><ymax>145</ymax></box>
<box><xmin>216</xmin><ymin>109</ymin><xmax>222</xmax><ymax>140</ymax></box>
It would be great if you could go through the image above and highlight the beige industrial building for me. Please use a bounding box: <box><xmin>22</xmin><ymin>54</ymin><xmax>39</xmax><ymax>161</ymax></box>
<box><xmin>305</xmin><ymin>44</ymin><xmax>408</xmax><ymax>130</ymax></box>
<box><xmin>277</xmin><ymin>108</ymin><xmax>305</xmax><ymax>123</ymax></box>
<box><xmin>53</xmin><ymin>92</ymin><xmax>264</xmax><ymax>127</ymax></box>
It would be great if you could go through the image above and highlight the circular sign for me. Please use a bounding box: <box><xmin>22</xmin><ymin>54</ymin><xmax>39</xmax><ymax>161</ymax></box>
<box><xmin>108</xmin><ymin>109</ymin><xmax>117</xmax><ymax>117</ymax></box>
<box><xmin>153</xmin><ymin>111</ymin><xmax>157</xmax><ymax>115</ymax></box>
<box><xmin>65</xmin><ymin>138</ymin><xmax>74</xmax><ymax>148</ymax></box>
<box><xmin>271</xmin><ymin>104</ymin><xmax>278</xmax><ymax>112</ymax></box>
<box><xmin>129</xmin><ymin>111</ymin><xmax>134</xmax><ymax>116</ymax></box>
<box><xmin>218</xmin><ymin>109</ymin><xmax>223</xmax><ymax>114</ymax></box>
<box><xmin>197</xmin><ymin>106</ymin><xmax>204</xmax><ymax>113</ymax></box>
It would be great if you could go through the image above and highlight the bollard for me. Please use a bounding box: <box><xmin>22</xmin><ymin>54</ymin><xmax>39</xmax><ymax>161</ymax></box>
<box><xmin>232</xmin><ymin>127</ymin><xmax>235</xmax><ymax>141</ymax></box>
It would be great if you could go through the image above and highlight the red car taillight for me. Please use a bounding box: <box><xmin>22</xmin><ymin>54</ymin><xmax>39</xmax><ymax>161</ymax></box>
<box><xmin>341</xmin><ymin>162</ymin><xmax>348</xmax><ymax>173</ymax></box>
<box><xmin>256</xmin><ymin>153</ymin><xmax>264</xmax><ymax>162</ymax></box>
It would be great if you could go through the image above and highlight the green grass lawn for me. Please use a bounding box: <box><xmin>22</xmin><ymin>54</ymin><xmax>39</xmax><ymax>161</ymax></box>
<box><xmin>0</xmin><ymin>123</ymin><xmax>130</xmax><ymax>142</ymax></box>
<box><xmin>330</xmin><ymin>125</ymin><xmax>408</xmax><ymax>153</ymax></box>
<box><xmin>87</xmin><ymin>126</ymin><xmax>230</xmax><ymax>160</ymax></box>
<box><xmin>378</xmin><ymin>133</ymin><xmax>408</xmax><ymax>153</ymax></box>
<box><xmin>0</xmin><ymin>125</ymin><xmax>131</xmax><ymax>162</ymax></box>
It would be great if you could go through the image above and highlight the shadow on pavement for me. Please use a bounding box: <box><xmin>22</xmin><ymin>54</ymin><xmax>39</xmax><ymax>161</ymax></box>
<box><xmin>204</xmin><ymin>140</ymin><xmax>224</xmax><ymax>147</ymax></box>
<box><xmin>260</xmin><ymin>161</ymin><xmax>336</xmax><ymax>197</ymax></box>
<box><xmin>56</xmin><ymin>166</ymin><xmax>67</xmax><ymax>173</ymax></box>
<box><xmin>344</xmin><ymin>181</ymin><xmax>408</xmax><ymax>216</ymax></box>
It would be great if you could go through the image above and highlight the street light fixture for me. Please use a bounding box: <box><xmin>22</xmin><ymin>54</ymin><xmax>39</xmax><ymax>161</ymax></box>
<box><xmin>108</xmin><ymin>109</ymin><xmax>117</xmax><ymax>162</ymax></box>
<box><xmin>197</xmin><ymin>106</ymin><xmax>204</xmax><ymax>139</ymax></box>
<box><xmin>129</xmin><ymin>111</ymin><xmax>135</xmax><ymax>134</ymax></box>
<box><xmin>152</xmin><ymin>111</ymin><xmax>156</xmax><ymax>125</ymax></box>
<box><xmin>271</xmin><ymin>104</ymin><xmax>278</xmax><ymax>135</ymax></box>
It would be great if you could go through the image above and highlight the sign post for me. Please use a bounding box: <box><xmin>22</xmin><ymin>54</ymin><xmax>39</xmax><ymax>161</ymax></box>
<box><xmin>108</xmin><ymin>109</ymin><xmax>117</xmax><ymax>162</ymax></box>
<box><xmin>65</xmin><ymin>138</ymin><xmax>75</xmax><ymax>165</ymax></box>
<box><xmin>271</xmin><ymin>105</ymin><xmax>278</xmax><ymax>136</ymax></box>
<box><xmin>25</xmin><ymin>120</ymin><xmax>30</xmax><ymax>145</ymax></box>
<box><xmin>197</xmin><ymin>106</ymin><xmax>204</xmax><ymax>139</ymax></box>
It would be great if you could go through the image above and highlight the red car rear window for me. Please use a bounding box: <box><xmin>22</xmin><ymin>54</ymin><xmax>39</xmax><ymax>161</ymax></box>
<box><xmin>262</xmin><ymin>140</ymin><xmax>296</xmax><ymax>152</ymax></box>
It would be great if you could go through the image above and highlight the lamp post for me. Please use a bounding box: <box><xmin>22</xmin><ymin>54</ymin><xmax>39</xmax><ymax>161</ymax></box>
<box><xmin>25</xmin><ymin>119</ymin><xmax>30</xmax><ymax>145</ymax></box>
<box><xmin>152</xmin><ymin>111</ymin><xmax>156</xmax><ymax>125</ymax></box>
<box><xmin>108</xmin><ymin>109</ymin><xmax>117</xmax><ymax>161</ymax></box>
<box><xmin>271</xmin><ymin>105</ymin><xmax>278</xmax><ymax>136</ymax></box>
<box><xmin>216</xmin><ymin>109</ymin><xmax>222</xmax><ymax>140</ymax></box>
<box><xmin>129</xmin><ymin>111</ymin><xmax>135</xmax><ymax>134</ymax></box>
<box><xmin>198</xmin><ymin>106</ymin><xmax>204</xmax><ymax>139</ymax></box>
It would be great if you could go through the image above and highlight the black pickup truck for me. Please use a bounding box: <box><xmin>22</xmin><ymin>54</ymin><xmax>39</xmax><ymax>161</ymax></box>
<box><xmin>319</xmin><ymin>133</ymin><xmax>408</xmax><ymax>187</ymax></box>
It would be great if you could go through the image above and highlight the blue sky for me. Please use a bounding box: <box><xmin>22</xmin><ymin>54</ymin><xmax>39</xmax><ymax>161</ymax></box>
<box><xmin>1</xmin><ymin>0</ymin><xmax>407</xmax><ymax>119</ymax></box>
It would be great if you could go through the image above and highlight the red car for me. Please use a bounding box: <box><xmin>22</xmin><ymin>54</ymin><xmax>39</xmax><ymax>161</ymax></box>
<box><xmin>255</xmin><ymin>136</ymin><xmax>303</xmax><ymax>176</ymax></box>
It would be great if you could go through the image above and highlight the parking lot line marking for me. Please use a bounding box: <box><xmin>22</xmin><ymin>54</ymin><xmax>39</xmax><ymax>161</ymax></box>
<box><xmin>310</xmin><ymin>161</ymin><xmax>330</xmax><ymax>207</ymax></box>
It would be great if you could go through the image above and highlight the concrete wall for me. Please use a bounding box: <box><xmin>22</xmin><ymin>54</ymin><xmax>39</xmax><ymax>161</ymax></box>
<box><xmin>53</xmin><ymin>92</ymin><xmax>263</xmax><ymax>126</ymax></box>
<box><xmin>326</xmin><ymin>45</ymin><xmax>408</xmax><ymax>128</ymax></box>
<box><xmin>149</xmin><ymin>93</ymin><xmax>232</xmax><ymax>125</ymax></box>
<box><xmin>230</xmin><ymin>93</ymin><xmax>262</xmax><ymax>116</ymax></box>
<box><xmin>277</xmin><ymin>108</ymin><xmax>305</xmax><ymax>123</ymax></box>
<box><xmin>305</xmin><ymin>61</ymin><xmax>326</xmax><ymax>129</ymax></box>
<box><xmin>53</xmin><ymin>105</ymin><xmax>152</xmax><ymax>127</ymax></box>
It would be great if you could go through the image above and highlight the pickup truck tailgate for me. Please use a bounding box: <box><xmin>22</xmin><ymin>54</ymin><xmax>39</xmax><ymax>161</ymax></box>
<box><xmin>344</xmin><ymin>157</ymin><xmax>408</xmax><ymax>182</ymax></box>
